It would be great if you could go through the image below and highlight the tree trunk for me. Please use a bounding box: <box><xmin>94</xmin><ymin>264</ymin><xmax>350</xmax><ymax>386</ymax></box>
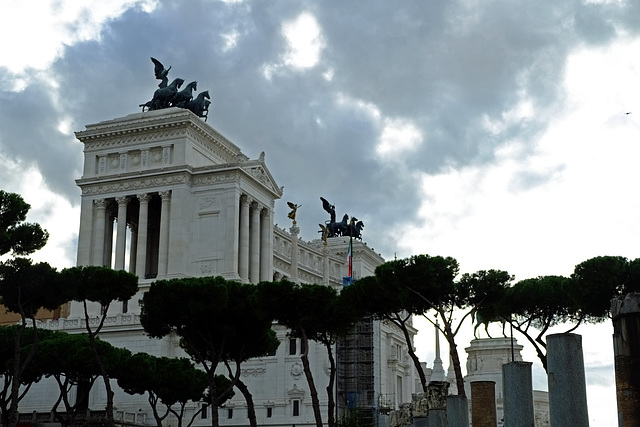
<box><xmin>83</xmin><ymin>303</ymin><xmax>115</xmax><ymax>423</ymax></box>
<box><xmin>443</xmin><ymin>321</ymin><xmax>466</xmax><ymax>397</ymax></box>
<box><xmin>323</xmin><ymin>339</ymin><xmax>336</xmax><ymax>427</ymax></box>
<box><xmin>233</xmin><ymin>376</ymin><xmax>258</xmax><ymax>427</ymax></box>
<box><xmin>389</xmin><ymin>314</ymin><xmax>428</xmax><ymax>392</ymax></box>
<box><xmin>300</xmin><ymin>331</ymin><xmax>323</xmax><ymax>427</ymax></box>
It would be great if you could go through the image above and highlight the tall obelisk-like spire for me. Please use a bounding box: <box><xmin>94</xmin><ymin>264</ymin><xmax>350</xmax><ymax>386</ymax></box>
<box><xmin>431</xmin><ymin>321</ymin><xmax>445</xmax><ymax>382</ymax></box>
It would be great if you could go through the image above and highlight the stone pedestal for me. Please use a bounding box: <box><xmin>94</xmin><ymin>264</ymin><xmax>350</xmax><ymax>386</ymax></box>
<box><xmin>546</xmin><ymin>333</ymin><xmax>589</xmax><ymax>427</ymax></box>
<box><xmin>446</xmin><ymin>395</ymin><xmax>468</xmax><ymax>427</ymax></box>
<box><xmin>502</xmin><ymin>361</ymin><xmax>534</xmax><ymax>426</ymax></box>
<box><xmin>471</xmin><ymin>381</ymin><xmax>497</xmax><ymax>427</ymax></box>
<box><xmin>612</xmin><ymin>292</ymin><xmax>640</xmax><ymax>427</ymax></box>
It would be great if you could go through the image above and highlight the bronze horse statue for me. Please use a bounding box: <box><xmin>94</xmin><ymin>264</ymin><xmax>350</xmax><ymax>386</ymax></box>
<box><xmin>327</xmin><ymin>214</ymin><xmax>349</xmax><ymax>237</ymax></box>
<box><xmin>171</xmin><ymin>81</ymin><xmax>197</xmax><ymax>107</ymax></box>
<box><xmin>471</xmin><ymin>308</ymin><xmax>506</xmax><ymax>339</ymax></box>
<box><xmin>343</xmin><ymin>220</ymin><xmax>364</xmax><ymax>239</ymax></box>
<box><xmin>185</xmin><ymin>90</ymin><xmax>210</xmax><ymax>119</ymax></box>
<box><xmin>140</xmin><ymin>78</ymin><xmax>184</xmax><ymax>111</ymax></box>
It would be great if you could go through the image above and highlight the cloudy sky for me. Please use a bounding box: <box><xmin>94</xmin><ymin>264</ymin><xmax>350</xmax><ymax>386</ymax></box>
<box><xmin>2</xmin><ymin>0</ymin><xmax>639</xmax><ymax>424</ymax></box>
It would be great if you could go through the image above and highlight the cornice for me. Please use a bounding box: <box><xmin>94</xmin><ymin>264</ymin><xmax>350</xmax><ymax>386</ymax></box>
<box><xmin>76</xmin><ymin>109</ymin><xmax>248</xmax><ymax>164</ymax></box>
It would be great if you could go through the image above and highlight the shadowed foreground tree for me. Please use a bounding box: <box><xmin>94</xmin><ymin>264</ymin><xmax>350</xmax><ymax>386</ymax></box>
<box><xmin>350</xmin><ymin>255</ymin><xmax>512</xmax><ymax>397</ymax></box>
<box><xmin>140</xmin><ymin>277</ymin><xmax>275</xmax><ymax>427</ymax></box>
<box><xmin>341</xmin><ymin>264</ymin><xmax>431</xmax><ymax>392</ymax></box>
<box><xmin>0</xmin><ymin>327</ymin><xmax>56</xmax><ymax>427</ymax></box>
<box><xmin>31</xmin><ymin>332</ymin><xmax>130</xmax><ymax>426</ymax></box>
<box><xmin>485</xmin><ymin>255</ymin><xmax>640</xmax><ymax>372</ymax></box>
<box><xmin>58</xmin><ymin>266</ymin><xmax>138</xmax><ymax>424</ymax></box>
<box><xmin>0</xmin><ymin>258</ymin><xmax>65</xmax><ymax>427</ymax></box>
<box><xmin>0</xmin><ymin>190</ymin><xmax>48</xmax><ymax>257</ymax></box>
<box><xmin>0</xmin><ymin>190</ymin><xmax>51</xmax><ymax>427</ymax></box>
<box><xmin>257</xmin><ymin>280</ymin><xmax>358</xmax><ymax>427</ymax></box>
<box><xmin>117</xmin><ymin>353</ymin><xmax>213</xmax><ymax>427</ymax></box>
<box><xmin>486</xmin><ymin>275</ymin><xmax>577</xmax><ymax>372</ymax></box>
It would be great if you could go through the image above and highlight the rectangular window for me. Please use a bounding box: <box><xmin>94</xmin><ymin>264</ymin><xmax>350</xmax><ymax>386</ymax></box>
<box><xmin>122</xmin><ymin>299</ymin><xmax>128</xmax><ymax>314</ymax></box>
<box><xmin>289</xmin><ymin>338</ymin><xmax>297</xmax><ymax>355</ymax></box>
<box><xmin>293</xmin><ymin>400</ymin><xmax>300</xmax><ymax>417</ymax></box>
<box><xmin>267</xmin><ymin>407</ymin><xmax>272</xmax><ymax>418</ymax></box>
<box><xmin>201</xmin><ymin>404</ymin><xmax>208</xmax><ymax>419</ymax></box>
<box><xmin>300</xmin><ymin>338</ymin><xmax>306</xmax><ymax>355</ymax></box>
<box><xmin>227</xmin><ymin>409</ymin><xmax>233</xmax><ymax>419</ymax></box>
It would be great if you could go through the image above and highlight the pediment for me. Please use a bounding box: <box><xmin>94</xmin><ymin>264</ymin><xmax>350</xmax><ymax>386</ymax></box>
<box><xmin>241</xmin><ymin>159</ymin><xmax>283</xmax><ymax>197</ymax></box>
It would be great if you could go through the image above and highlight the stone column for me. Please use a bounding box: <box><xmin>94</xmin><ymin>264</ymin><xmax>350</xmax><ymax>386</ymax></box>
<box><xmin>92</xmin><ymin>199</ymin><xmax>107</xmax><ymax>266</ymax></box>
<box><xmin>612</xmin><ymin>293</ymin><xmax>640</xmax><ymax>427</ymax></box>
<box><xmin>249</xmin><ymin>201</ymin><xmax>261</xmax><ymax>283</ymax></box>
<box><xmin>547</xmin><ymin>333</ymin><xmax>589</xmax><ymax>427</ymax></box>
<box><xmin>157</xmin><ymin>190</ymin><xmax>171</xmax><ymax>277</ymax></box>
<box><xmin>104</xmin><ymin>213</ymin><xmax>114</xmax><ymax>268</ymax></box>
<box><xmin>135</xmin><ymin>194</ymin><xmax>150</xmax><ymax>278</ymax></box>
<box><xmin>238</xmin><ymin>195</ymin><xmax>250</xmax><ymax>281</ymax></box>
<box><xmin>322</xmin><ymin>246</ymin><xmax>329</xmax><ymax>285</ymax></box>
<box><xmin>471</xmin><ymin>381</ymin><xmax>497</xmax><ymax>427</ymax></box>
<box><xmin>259</xmin><ymin>207</ymin><xmax>271</xmax><ymax>282</ymax></box>
<box><xmin>114</xmin><ymin>196</ymin><xmax>129</xmax><ymax>270</ymax></box>
<box><xmin>290</xmin><ymin>224</ymin><xmax>300</xmax><ymax>282</ymax></box>
<box><xmin>128</xmin><ymin>224</ymin><xmax>137</xmax><ymax>274</ymax></box>
<box><xmin>502</xmin><ymin>361</ymin><xmax>534</xmax><ymax>426</ymax></box>
<box><xmin>446</xmin><ymin>395</ymin><xmax>469</xmax><ymax>427</ymax></box>
<box><xmin>426</xmin><ymin>381</ymin><xmax>448</xmax><ymax>427</ymax></box>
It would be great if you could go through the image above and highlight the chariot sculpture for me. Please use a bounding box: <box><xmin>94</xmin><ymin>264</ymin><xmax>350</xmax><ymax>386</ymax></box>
<box><xmin>319</xmin><ymin>197</ymin><xmax>364</xmax><ymax>239</ymax></box>
<box><xmin>139</xmin><ymin>57</ymin><xmax>211</xmax><ymax>121</ymax></box>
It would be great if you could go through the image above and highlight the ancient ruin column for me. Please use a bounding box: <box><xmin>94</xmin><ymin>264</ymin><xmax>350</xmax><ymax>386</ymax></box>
<box><xmin>612</xmin><ymin>292</ymin><xmax>640</xmax><ymax>427</ymax></box>
<box><xmin>446</xmin><ymin>395</ymin><xmax>469</xmax><ymax>427</ymax></box>
<box><xmin>426</xmin><ymin>381</ymin><xmax>448</xmax><ymax>427</ymax></box>
<box><xmin>502</xmin><ymin>361</ymin><xmax>534</xmax><ymax>426</ymax></box>
<box><xmin>114</xmin><ymin>196</ymin><xmax>129</xmax><ymax>270</ymax></box>
<box><xmin>249</xmin><ymin>201</ymin><xmax>261</xmax><ymax>283</ymax></box>
<box><xmin>471</xmin><ymin>381</ymin><xmax>497</xmax><ymax>427</ymax></box>
<box><xmin>135</xmin><ymin>194</ymin><xmax>150</xmax><ymax>278</ymax></box>
<box><xmin>157</xmin><ymin>190</ymin><xmax>171</xmax><ymax>277</ymax></box>
<box><xmin>547</xmin><ymin>333</ymin><xmax>589</xmax><ymax>427</ymax></box>
<box><xmin>238</xmin><ymin>195</ymin><xmax>249</xmax><ymax>281</ymax></box>
<box><xmin>289</xmin><ymin>224</ymin><xmax>300</xmax><ymax>282</ymax></box>
<box><xmin>93</xmin><ymin>199</ymin><xmax>107</xmax><ymax>266</ymax></box>
<box><xmin>259</xmin><ymin>207</ymin><xmax>271</xmax><ymax>282</ymax></box>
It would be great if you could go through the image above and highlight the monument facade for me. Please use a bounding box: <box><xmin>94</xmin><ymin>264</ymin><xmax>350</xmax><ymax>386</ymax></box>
<box><xmin>16</xmin><ymin>108</ymin><xmax>418</xmax><ymax>427</ymax></box>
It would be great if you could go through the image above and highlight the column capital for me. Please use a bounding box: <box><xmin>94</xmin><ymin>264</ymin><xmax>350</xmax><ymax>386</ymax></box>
<box><xmin>240</xmin><ymin>194</ymin><xmax>250</xmax><ymax>205</ymax></box>
<box><xmin>116</xmin><ymin>196</ymin><xmax>130</xmax><ymax>205</ymax></box>
<box><xmin>159</xmin><ymin>190</ymin><xmax>171</xmax><ymax>200</ymax></box>
<box><xmin>250</xmin><ymin>200</ymin><xmax>260</xmax><ymax>211</ymax></box>
<box><xmin>260</xmin><ymin>207</ymin><xmax>270</xmax><ymax>218</ymax></box>
<box><xmin>137</xmin><ymin>193</ymin><xmax>152</xmax><ymax>203</ymax></box>
<box><xmin>94</xmin><ymin>198</ymin><xmax>108</xmax><ymax>209</ymax></box>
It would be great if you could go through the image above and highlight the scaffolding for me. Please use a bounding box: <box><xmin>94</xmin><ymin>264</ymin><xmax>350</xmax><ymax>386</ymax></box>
<box><xmin>337</xmin><ymin>316</ymin><xmax>376</xmax><ymax>426</ymax></box>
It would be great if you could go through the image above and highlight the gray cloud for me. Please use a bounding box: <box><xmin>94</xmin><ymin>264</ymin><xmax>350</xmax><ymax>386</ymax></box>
<box><xmin>0</xmin><ymin>0</ymin><xmax>637</xmax><ymax>261</ymax></box>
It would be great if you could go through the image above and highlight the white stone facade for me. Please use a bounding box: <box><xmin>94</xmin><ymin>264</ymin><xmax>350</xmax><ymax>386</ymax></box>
<box><xmin>16</xmin><ymin>108</ymin><xmax>418</xmax><ymax>427</ymax></box>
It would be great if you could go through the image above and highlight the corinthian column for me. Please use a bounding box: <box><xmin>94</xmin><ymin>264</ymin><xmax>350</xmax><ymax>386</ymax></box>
<box><xmin>249</xmin><ymin>201</ymin><xmax>261</xmax><ymax>283</ymax></box>
<box><xmin>135</xmin><ymin>194</ymin><xmax>150</xmax><ymax>278</ymax></box>
<box><xmin>157</xmin><ymin>190</ymin><xmax>171</xmax><ymax>277</ymax></box>
<box><xmin>114</xmin><ymin>196</ymin><xmax>129</xmax><ymax>270</ymax></box>
<box><xmin>239</xmin><ymin>195</ymin><xmax>250</xmax><ymax>281</ymax></box>
<box><xmin>260</xmin><ymin>207</ymin><xmax>271</xmax><ymax>282</ymax></box>
<box><xmin>93</xmin><ymin>199</ymin><xmax>108</xmax><ymax>266</ymax></box>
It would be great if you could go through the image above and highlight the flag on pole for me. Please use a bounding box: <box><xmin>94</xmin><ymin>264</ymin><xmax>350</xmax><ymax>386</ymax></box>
<box><xmin>347</xmin><ymin>238</ymin><xmax>352</xmax><ymax>277</ymax></box>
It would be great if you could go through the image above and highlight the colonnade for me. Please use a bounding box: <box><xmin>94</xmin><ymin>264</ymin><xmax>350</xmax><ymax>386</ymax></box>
<box><xmin>91</xmin><ymin>191</ymin><xmax>169</xmax><ymax>279</ymax></box>
<box><xmin>239</xmin><ymin>194</ymin><xmax>272</xmax><ymax>283</ymax></box>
